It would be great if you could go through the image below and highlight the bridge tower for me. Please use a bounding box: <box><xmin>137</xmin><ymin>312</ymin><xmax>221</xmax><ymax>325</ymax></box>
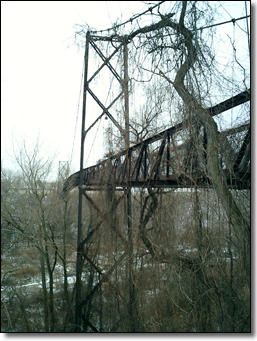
<box><xmin>73</xmin><ymin>31</ymin><xmax>140</xmax><ymax>332</ymax></box>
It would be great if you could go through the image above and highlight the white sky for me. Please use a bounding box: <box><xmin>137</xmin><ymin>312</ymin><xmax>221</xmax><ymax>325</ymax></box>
<box><xmin>1</xmin><ymin>1</ymin><xmax>146</xmax><ymax>176</ymax></box>
<box><xmin>1</xmin><ymin>1</ymin><xmax>251</xmax><ymax>179</ymax></box>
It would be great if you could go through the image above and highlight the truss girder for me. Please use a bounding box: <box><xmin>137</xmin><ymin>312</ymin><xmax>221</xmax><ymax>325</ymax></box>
<box><xmin>64</xmin><ymin>125</ymin><xmax>250</xmax><ymax>192</ymax></box>
<box><xmin>64</xmin><ymin>89</ymin><xmax>250</xmax><ymax>193</ymax></box>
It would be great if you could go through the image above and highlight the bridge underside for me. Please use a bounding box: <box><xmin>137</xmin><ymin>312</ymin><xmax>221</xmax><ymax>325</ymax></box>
<box><xmin>65</xmin><ymin>166</ymin><xmax>250</xmax><ymax>192</ymax></box>
<box><xmin>77</xmin><ymin>173</ymin><xmax>250</xmax><ymax>191</ymax></box>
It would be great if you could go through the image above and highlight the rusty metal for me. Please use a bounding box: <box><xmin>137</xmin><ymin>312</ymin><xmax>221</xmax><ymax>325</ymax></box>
<box><xmin>75</xmin><ymin>31</ymin><xmax>90</xmax><ymax>331</ymax></box>
<box><xmin>69</xmin><ymin>29</ymin><xmax>250</xmax><ymax>332</ymax></box>
<box><xmin>64</xmin><ymin>90</ymin><xmax>250</xmax><ymax>194</ymax></box>
<box><xmin>73</xmin><ymin>32</ymin><xmax>139</xmax><ymax>332</ymax></box>
<box><xmin>233</xmin><ymin>126</ymin><xmax>250</xmax><ymax>173</ymax></box>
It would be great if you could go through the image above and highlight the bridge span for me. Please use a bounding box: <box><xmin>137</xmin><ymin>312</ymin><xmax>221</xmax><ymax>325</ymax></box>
<box><xmin>64</xmin><ymin>89</ymin><xmax>250</xmax><ymax>193</ymax></box>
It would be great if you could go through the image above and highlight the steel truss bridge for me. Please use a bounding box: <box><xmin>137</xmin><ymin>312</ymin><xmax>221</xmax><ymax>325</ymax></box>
<box><xmin>64</xmin><ymin>88</ymin><xmax>250</xmax><ymax>193</ymax></box>
<box><xmin>63</xmin><ymin>30</ymin><xmax>250</xmax><ymax>332</ymax></box>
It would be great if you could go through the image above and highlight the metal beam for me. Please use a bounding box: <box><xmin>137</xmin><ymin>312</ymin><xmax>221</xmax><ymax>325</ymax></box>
<box><xmin>64</xmin><ymin>90</ymin><xmax>250</xmax><ymax>193</ymax></box>
<box><xmin>87</xmin><ymin>87</ymin><xmax>125</xmax><ymax>136</ymax></box>
<box><xmin>90</xmin><ymin>39</ymin><xmax>122</xmax><ymax>83</ymax></box>
<box><xmin>75</xmin><ymin>31</ymin><xmax>90</xmax><ymax>331</ymax></box>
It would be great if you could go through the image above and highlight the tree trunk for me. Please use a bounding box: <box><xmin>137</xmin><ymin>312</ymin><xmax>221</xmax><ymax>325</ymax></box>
<box><xmin>39</xmin><ymin>250</ymin><xmax>49</xmax><ymax>332</ymax></box>
<box><xmin>169</xmin><ymin>1</ymin><xmax>250</xmax><ymax>256</ymax></box>
<box><xmin>63</xmin><ymin>200</ymin><xmax>69</xmax><ymax>302</ymax></box>
<box><xmin>44</xmin><ymin>242</ymin><xmax>55</xmax><ymax>332</ymax></box>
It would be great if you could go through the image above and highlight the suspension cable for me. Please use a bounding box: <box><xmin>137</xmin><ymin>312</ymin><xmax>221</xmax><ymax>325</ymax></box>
<box><xmin>70</xmin><ymin>58</ymin><xmax>85</xmax><ymax>169</ymax></box>
<box><xmin>94</xmin><ymin>1</ymin><xmax>166</xmax><ymax>34</ymax></box>
<box><xmin>245</xmin><ymin>1</ymin><xmax>250</xmax><ymax>59</ymax></box>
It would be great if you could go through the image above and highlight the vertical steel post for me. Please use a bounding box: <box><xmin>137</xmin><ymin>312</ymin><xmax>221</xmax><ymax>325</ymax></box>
<box><xmin>75</xmin><ymin>31</ymin><xmax>90</xmax><ymax>331</ymax></box>
<box><xmin>167</xmin><ymin>132</ymin><xmax>170</xmax><ymax>178</ymax></box>
<box><xmin>124</xmin><ymin>42</ymin><xmax>129</xmax><ymax>149</ymax></box>
<box><xmin>124</xmin><ymin>40</ymin><xmax>136</xmax><ymax>331</ymax></box>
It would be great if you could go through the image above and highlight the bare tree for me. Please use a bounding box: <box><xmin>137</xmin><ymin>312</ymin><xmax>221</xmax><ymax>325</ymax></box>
<box><xmin>1</xmin><ymin>138</ymin><xmax>79</xmax><ymax>332</ymax></box>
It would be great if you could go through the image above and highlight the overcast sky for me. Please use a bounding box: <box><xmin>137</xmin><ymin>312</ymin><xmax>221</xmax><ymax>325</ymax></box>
<box><xmin>1</xmin><ymin>1</ymin><xmax>147</xmax><ymax>175</ymax></box>
<box><xmin>1</xmin><ymin>1</ymin><xmax>251</xmax><ymax>179</ymax></box>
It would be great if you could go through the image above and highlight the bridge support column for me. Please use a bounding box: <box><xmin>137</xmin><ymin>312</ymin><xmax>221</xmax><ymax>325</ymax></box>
<box><xmin>75</xmin><ymin>31</ymin><xmax>90</xmax><ymax>331</ymax></box>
